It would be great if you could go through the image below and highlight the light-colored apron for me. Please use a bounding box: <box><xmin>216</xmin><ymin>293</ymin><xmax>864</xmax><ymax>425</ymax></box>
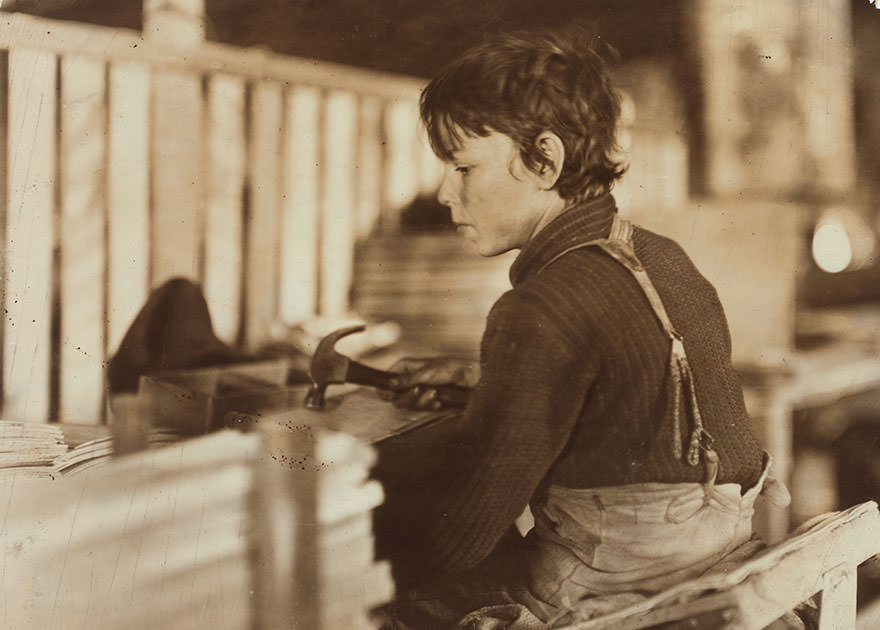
<box><xmin>507</xmin><ymin>216</ymin><xmax>791</xmax><ymax>627</ymax></box>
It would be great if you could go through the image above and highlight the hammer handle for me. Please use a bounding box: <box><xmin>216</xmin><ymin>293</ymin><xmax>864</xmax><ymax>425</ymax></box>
<box><xmin>346</xmin><ymin>360</ymin><xmax>399</xmax><ymax>390</ymax></box>
<box><xmin>346</xmin><ymin>360</ymin><xmax>472</xmax><ymax>408</ymax></box>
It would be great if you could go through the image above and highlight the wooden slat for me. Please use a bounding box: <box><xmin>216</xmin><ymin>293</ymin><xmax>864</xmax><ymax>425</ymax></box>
<box><xmin>58</xmin><ymin>55</ymin><xmax>107</xmax><ymax>424</ymax></box>
<box><xmin>150</xmin><ymin>68</ymin><xmax>203</xmax><ymax>284</ymax></box>
<box><xmin>320</xmin><ymin>90</ymin><xmax>358</xmax><ymax>318</ymax></box>
<box><xmin>204</xmin><ymin>74</ymin><xmax>246</xmax><ymax>344</ymax></box>
<box><xmin>0</xmin><ymin>51</ymin><xmax>7</xmax><ymax>411</ymax></box>
<box><xmin>382</xmin><ymin>100</ymin><xmax>421</xmax><ymax>230</ymax></box>
<box><xmin>356</xmin><ymin>95</ymin><xmax>383</xmax><ymax>240</ymax></box>
<box><xmin>278</xmin><ymin>86</ymin><xmax>321</xmax><ymax>325</ymax></box>
<box><xmin>106</xmin><ymin>61</ymin><xmax>150</xmax><ymax>355</ymax></box>
<box><xmin>3</xmin><ymin>48</ymin><xmax>56</xmax><ymax>423</ymax></box>
<box><xmin>244</xmin><ymin>80</ymin><xmax>283</xmax><ymax>349</ymax></box>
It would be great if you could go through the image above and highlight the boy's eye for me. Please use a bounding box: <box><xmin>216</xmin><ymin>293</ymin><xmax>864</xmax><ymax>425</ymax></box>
<box><xmin>455</xmin><ymin>165</ymin><xmax>471</xmax><ymax>175</ymax></box>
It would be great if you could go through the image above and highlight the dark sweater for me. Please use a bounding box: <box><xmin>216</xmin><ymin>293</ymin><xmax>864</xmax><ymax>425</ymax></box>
<box><xmin>375</xmin><ymin>194</ymin><xmax>765</xmax><ymax>589</ymax></box>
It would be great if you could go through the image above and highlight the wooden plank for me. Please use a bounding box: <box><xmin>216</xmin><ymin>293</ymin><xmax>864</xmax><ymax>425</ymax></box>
<box><xmin>106</xmin><ymin>61</ymin><xmax>150</xmax><ymax>354</ymax></box>
<box><xmin>244</xmin><ymin>80</ymin><xmax>283</xmax><ymax>349</ymax></box>
<box><xmin>278</xmin><ymin>86</ymin><xmax>321</xmax><ymax>325</ymax></box>
<box><xmin>143</xmin><ymin>0</ymin><xmax>205</xmax><ymax>49</ymax></box>
<box><xmin>382</xmin><ymin>99</ymin><xmax>421</xmax><ymax>230</ymax></box>
<box><xmin>58</xmin><ymin>55</ymin><xmax>107</xmax><ymax>424</ymax></box>
<box><xmin>0</xmin><ymin>13</ymin><xmax>426</xmax><ymax>102</ymax></box>
<box><xmin>203</xmin><ymin>74</ymin><xmax>246</xmax><ymax>344</ymax></box>
<box><xmin>0</xmin><ymin>51</ymin><xmax>7</xmax><ymax>411</ymax></box>
<box><xmin>356</xmin><ymin>95</ymin><xmax>383</xmax><ymax>240</ymax></box>
<box><xmin>320</xmin><ymin>90</ymin><xmax>358</xmax><ymax>318</ymax></box>
<box><xmin>150</xmin><ymin>68</ymin><xmax>203</xmax><ymax>284</ymax></box>
<box><xmin>3</xmin><ymin>48</ymin><xmax>57</xmax><ymax>423</ymax></box>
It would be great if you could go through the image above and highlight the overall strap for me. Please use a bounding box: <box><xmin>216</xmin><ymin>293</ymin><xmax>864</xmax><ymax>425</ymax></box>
<box><xmin>538</xmin><ymin>215</ymin><xmax>715</xmax><ymax>468</ymax></box>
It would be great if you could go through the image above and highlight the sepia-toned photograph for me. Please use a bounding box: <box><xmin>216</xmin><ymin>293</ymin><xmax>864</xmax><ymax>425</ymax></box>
<box><xmin>1</xmin><ymin>1</ymin><xmax>880</xmax><ymax>628</ymax></box>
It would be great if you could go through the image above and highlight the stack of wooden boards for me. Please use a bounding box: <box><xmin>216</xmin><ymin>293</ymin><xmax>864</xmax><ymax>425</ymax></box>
<box><xmin>1</xmin><ymin>430</ymin><xmax>259</xmax><ymax>630</ymax></box>
<box><xmin>252</xmin><ymin>418</ymin><xmax>395</xmax><ymax>629</ymax></box>
<box><xmin>0</xmin><ymin>421</ymin><xmax>68</xmax><ymax>478</ymax></box>
<box><xmin>0</xmin><ymin>402</ymin><xmax>405</xmax><ymax>629</ymax></box>
<box><xmin>0</xmin><ymin>420</ymin><xmax>181</xmax><ymax>477</ymax></box>
<box><xmin>352</xmin><ymin>232</ymin><xmax>516</xmax><ymax>357</ymax></box>
<box><xmin>53</xmin><ymin>427</ymin><xmax>182</xmax><ymax>475</ymax></box>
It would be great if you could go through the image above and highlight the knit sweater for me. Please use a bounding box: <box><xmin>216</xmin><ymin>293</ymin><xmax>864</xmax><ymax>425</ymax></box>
<box><xmin>374</xmin><ymin>194</ymin><xmax>765</xmax><ymax>590</ymax></box>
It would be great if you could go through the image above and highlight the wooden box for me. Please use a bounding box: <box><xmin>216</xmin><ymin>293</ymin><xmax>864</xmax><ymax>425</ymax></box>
<box><xmin>139</xmin><ymin>360</ymin><xmax>310</xmax><ymax>435</ymax></box>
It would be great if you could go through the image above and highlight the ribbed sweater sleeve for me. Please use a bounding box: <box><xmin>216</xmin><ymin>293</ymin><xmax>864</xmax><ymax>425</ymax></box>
<box><xmin>389</xmin><ymin>289</ymin><xmax>599</xmax><ymax>587</ymax></box>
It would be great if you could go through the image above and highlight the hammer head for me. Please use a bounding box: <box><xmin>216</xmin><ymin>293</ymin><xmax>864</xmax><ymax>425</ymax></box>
<box><xmin>304</xmin><ymin>324</ymin><xmax>365</xmax><ymax>410</ymax></box>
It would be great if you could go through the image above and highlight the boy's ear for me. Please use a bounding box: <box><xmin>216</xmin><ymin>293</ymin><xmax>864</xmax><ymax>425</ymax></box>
<box><xmin>535</xmin><ymin>131</ymin><xmax>565</xmax><ymax>189</ymax></box>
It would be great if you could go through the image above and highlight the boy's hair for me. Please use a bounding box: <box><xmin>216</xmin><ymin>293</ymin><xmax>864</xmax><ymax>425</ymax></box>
<box><xmin>420</xmin><ymin>31</ymin><xmax>626</xmax><ymax>203</ymax></box>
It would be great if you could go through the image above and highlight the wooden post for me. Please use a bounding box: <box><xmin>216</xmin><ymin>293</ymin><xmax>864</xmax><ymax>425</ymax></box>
<box><xmin>279</xmin><ymin>86</ymin><xmax>322</xmax><ymax>325</ymax></box>
<box><xmin>143</xmin><ymin>0</ymin><xmax>205</xmax><ymax>49</ymax></box>
<box><xmin>320</xmin><ymin>90</ymin><xmax>358</xmax><ymax>318</ymax></box>
<box><xmin>4</xmin><ymin>49</ymin><xmax>56</xmax><ymax>423</ymax></box>
<box><xmin>382</xmin><ymin>100</ymin><xmax>420</xmax><ymax>233</ymax></box>
<box><xmin>106</xmin><ymin>61</ymin><xmax>150</xmax><ymax>357</ymax></box>
<box><xmin>144</xmin><ymin>0</ymin><xmax>206</xmax><ymax>286</ymax></box>
<box><xmin>203</xmin><ymin>74</ymin><xmax>246</xmax><ymax>345</ymax></box>
<box><xmin>58</xmin><ymin>55</ymin><xmax>107</xmax><ymax>424</ymax></box>
<box><xmin>356</xmin><ymin>95</ymin><xmax>383</xmax><ymax>241</ymax></box>
<box><xmin>244</xmin><ymin>81</ymin><xmax>283</xmax><ymax>349</ymax></box>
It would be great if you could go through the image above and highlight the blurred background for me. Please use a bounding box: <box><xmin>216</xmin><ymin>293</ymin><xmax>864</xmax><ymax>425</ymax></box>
<box><xmin>2</xmin><ymin>0</ymin><xmax>879</xmax><ymax>574</ymax></box>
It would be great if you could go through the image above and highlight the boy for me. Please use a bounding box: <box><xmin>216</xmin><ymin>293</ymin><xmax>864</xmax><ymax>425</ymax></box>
<box><xmin>373</xmin><ymin>30</ymin><xmax>786</xmax><ymax>629</ymax></box>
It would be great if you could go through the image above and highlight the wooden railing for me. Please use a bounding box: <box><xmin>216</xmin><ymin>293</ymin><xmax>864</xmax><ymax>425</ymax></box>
<box><xmin>0</xmin><ymin>12</ymin><xmax>441</xmax><ymax>425</ymax></box>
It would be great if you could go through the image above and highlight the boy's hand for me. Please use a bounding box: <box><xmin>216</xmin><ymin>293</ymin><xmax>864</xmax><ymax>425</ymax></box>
<box><xmin>382</xmin><ymin>357</ymin><xmax>480</xmax><ymax>410</ymax></box>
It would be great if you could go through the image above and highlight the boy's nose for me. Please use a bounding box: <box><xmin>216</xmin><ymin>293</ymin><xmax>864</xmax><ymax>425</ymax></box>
<box><xmin>437</xmin><ymin>171</ymin><xmax>456</xmax><ymax>208</ymax></box>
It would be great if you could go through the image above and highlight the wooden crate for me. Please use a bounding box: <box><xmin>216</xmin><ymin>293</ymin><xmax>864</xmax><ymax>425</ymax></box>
<box><xmin>139</xmin><ymin>360</ymin><xmax>310</xmax><ymax>435</ymax></box>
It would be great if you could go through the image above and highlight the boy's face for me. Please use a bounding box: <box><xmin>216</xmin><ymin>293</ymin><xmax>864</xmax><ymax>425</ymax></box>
<box><xmin>437</xmin><ymin>131</ymin><xmax>557</xmax><ymax>257</ymax></box>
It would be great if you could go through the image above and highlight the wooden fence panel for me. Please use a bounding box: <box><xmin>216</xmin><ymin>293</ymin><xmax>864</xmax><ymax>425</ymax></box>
<box><xmin>320</xmin><ymin>90</ymin><xmax>358</xmax><ymax>318</ymax></box>
<box><xmin>150</xmin><ymin>69</ymin><xmax>203</xmax><ymax>284</ymax></box>
<box><xmin>244</xmin><ymin>80</ymin><xmax>283</xmax><ymax>349</ymax></box>
<box><xmin>0</xmin><ymin>13</ymin><xmax>432</xmax><ymax>421</ymax></box>
<box><xmin>106</xmin><ymin>61</ymin><xmax>151</xmax><ymax>355</ymax></box>
<box><xmin>58</xmin><ymin>55</ymin><xmax>107</xmax><ymax>424</ymax></box>
<box><xmin>204</xmin><ymin>74</ymin><xmax>246</xmax><ymax>344</ymax></box>
<box><xmin>4</xmin><ymin>48</ymin><xmax>56</xmax><ymax>422</ymax></box>
<box><xmin>278</xmin><ymin>86</ymin><xmax>321</xmax><ymax>325</ymax></box>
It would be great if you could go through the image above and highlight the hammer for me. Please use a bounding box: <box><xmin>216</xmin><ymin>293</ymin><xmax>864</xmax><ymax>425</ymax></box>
<box><xmin>303</xmin><ymin>325</ymin><xmax>471</xmax><ymax>410</ymax></box>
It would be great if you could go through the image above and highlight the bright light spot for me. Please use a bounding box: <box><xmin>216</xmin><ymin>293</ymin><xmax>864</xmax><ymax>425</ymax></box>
<box><xmin>812</xmin><ymin>217</ymin><xmax>853</xmax><ymax>273</ymax></box>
